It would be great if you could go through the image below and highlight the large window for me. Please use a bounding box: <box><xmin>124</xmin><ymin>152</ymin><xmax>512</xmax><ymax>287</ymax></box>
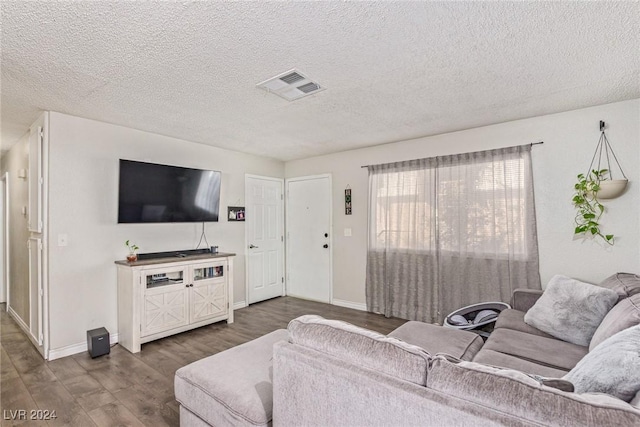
<box><xmin>366</xmin><ymin>145</ymin><xmax>540</xmax><ymax>323</ymax></box>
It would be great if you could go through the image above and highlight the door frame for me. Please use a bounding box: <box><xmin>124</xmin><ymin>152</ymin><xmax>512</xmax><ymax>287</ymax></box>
<box><xmin>28</xmin><ymin>237</ymin><xmax>43</xmax><ymax>346</ymax></box>
<box><xmin>285</xmin><ymin>174</ymin><xmax>333</xmax><ymax>303</ymax></box>
<box><xmin>1</xmin><ymin>172</ymin><xmax>8</xmax><ymax>308</ymax></box>
<box><xmin>244</xmin><ymin>174</ymin><xmax>285</xmax><ymax>307</ymax></box>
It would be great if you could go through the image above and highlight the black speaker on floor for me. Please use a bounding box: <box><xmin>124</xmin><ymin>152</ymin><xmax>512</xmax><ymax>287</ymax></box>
<box><xmin>87</xmin><ymin>327</ymin><xmax>110</xmax><ymax>358</ymax></box>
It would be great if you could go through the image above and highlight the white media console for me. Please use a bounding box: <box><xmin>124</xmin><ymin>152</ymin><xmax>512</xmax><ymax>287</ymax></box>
<box><xmin>115</xmin><ymin>252</ymin><xmax>235</xmax><ymax>353</ymax></box>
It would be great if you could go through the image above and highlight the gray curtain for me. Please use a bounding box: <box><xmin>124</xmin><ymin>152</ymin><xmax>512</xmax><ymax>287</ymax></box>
<box><xmin>366</xmin><ymin>145</ymin><xmax>541</xmax><ymax>323</ymax></box>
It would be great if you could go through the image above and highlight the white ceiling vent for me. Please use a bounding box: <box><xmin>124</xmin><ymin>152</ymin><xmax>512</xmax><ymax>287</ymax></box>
<box><xmin>256</xmin><ymin>69</ymin><xmax>325</xmax><ymax>101</ymax></box>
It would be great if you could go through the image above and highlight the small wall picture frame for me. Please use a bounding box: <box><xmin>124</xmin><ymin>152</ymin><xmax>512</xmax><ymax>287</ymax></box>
<box><xmin>345</xmin><ymin>187</ymin><xmax>352</xmax><ymax>215</ymax></box>
<box><xmin>228</xmin><ymin>206</ymin><xmax>245</xmax><ymax>222</ymax></box>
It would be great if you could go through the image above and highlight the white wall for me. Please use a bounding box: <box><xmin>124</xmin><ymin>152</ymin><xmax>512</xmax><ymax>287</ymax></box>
<box><xmin>47</xmin><ymin>112</ymin><xmax>284</xmax><ymax>351</ymax></box>
<box><xmin>286</xmin><ymin>99</ymin><xmax>640</xmax><ymax>305</ymax></box>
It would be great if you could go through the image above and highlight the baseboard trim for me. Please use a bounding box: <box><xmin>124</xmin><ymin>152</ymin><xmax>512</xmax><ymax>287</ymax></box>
<box><xmin>48</xmin><ymin>332</ymin><xmax>119</xmax><ymax>361</ymax></box>
<box><xmin>332</xmin><ymin>299</ymin><xmax>367</xmax><ymax>312</ymax></box>
<box><xmin>7</xmin><ymin>306</ymin><xmax>30</xmax><ymax>336</ymax></box>
<box><xmin>8</xmin><ymin>307</ymin><xmax>45</xmax><ymax>356</ymax></box>
<box><xmin>233</xmin><ymin>301</ymin><xmax>247</xmax><ymax>310</ymax></box>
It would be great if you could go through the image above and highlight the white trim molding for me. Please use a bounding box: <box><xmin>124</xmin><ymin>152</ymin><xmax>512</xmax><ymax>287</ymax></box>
<box><xmin>332</xmin><ymin>299</ymin><xmax>367</xmax><ymax>312</ymax></box>
<box><xmin>48</xmin><ymin>332</ymin><xmax>119</xmax><ymax>361</ymax></box>
<box><xmin>233</xmin><ymin>301</ymin><xmax>247</xmax><ymax>310</ymax></box>
<box><xmin>7</xmin><ymin>306</ymin><xmax>29</xmax><ymax>334</ymax></box>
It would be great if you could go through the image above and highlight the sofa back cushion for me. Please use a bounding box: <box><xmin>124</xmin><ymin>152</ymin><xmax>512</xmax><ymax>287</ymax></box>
<box><xmin>590</xmin><ymin>293</ymin><xmax>640</xmax><ymax>351</ymax></box>
<box><xmin>599</xmin><ymin>272</ymin><xmax>640</xmax><ymax>301</ymax></box>
<box><xmin>565</xmin><ymin>324</ymin><xmax>640</xmax><ymax>402</ymax></box>
<box><xmin>523</xmin><ymin>275</ymin><xmax>618</xmax><ymax>346</ymax></box>
<box><xmin>287</xmin><ymin>315</ymin><xmax>431</xmax><ymax>385</ymax></box>
<box><xmin>428</xmin><ymin>356</ymin><xmax>640</xmax><ymax>426</ymax></box>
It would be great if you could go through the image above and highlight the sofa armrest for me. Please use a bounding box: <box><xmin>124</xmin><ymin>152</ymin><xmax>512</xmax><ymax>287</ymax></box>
<box><xmin>511</xmin><ymin>288</ymin><xmax>544</xmax><ymax>312</ymax></box>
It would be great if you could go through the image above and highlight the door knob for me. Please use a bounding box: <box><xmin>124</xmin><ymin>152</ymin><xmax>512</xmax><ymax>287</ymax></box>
<box><xmin>249</xmin><ymin>244</ymin><xmax>259</xmax><ymax>249</ymax></box>
<box><xmin>323</xmin><ymin>244</ymin><xmax>329</xmax><ymax>249</ymax></box>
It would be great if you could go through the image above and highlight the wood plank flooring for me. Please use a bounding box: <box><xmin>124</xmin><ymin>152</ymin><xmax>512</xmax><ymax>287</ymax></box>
<box><xmin>1</xmin><ymin>297</ymin><xmax>406</xmax><ymax>426</ymax></box>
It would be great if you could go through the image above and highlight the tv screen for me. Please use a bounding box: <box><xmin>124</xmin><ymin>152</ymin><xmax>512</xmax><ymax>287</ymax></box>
<box><xmin>118</xmin><ymin>160</ymin><xmax>221</xmax><ymax>223</ymax></box>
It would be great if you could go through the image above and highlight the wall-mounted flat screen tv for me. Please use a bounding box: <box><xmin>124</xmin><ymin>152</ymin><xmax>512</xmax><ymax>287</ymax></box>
<box><xmin>118</xmin><ymin>159</ymin><xmax>221</xmax><ymax>223</ymax></box>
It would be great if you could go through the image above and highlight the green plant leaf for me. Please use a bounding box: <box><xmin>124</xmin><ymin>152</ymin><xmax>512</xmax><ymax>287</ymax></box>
<box><xmin>572</xmin><ymin>170</ymin><xmax>615</xmax><ymax>245</ymax></box>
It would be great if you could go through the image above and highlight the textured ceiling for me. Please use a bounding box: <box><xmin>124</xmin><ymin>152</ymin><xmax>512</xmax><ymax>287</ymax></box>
<box><xmin>1</xmin><ymin>1</ymin><xmax>639</xmax><ymax>161</ymax></box>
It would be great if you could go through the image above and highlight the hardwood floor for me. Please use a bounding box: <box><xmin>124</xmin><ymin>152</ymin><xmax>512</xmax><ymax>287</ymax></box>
<box><xmin>1</xmin><ymin>297</ymin><xmax>406</xmax><ymax>426</ymax></box>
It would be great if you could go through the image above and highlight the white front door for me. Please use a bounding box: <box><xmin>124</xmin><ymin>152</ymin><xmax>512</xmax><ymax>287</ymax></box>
<box><xmin>286</xmin><ymin>175</ymin><xmax>332</xmax><ymax>303</ymax></box>
<box><xmin>246</xmin><ymin>176</ymin><xmax>284</xmax><ymax>304</ymax></box>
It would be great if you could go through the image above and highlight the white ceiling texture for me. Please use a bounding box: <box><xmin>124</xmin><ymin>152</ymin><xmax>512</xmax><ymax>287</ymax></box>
<box><xmin>1</xmin><ymin>1</ymin><xmax>639</xmax><ymax>161</ymax></box>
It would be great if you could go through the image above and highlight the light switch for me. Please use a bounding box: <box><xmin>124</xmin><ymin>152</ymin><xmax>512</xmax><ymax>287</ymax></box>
<box><xmin>58</xmin><ymin>234</ymin><xmax>68</xmax><ymax>247</ymax></box>
<box><xmin>344</xmin><ymin>228</ymin><xmax>352</xmax><ymax>237</ymax></box>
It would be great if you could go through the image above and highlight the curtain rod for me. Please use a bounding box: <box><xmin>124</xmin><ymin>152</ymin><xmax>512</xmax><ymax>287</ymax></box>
<box><xmin>360</xmin><ymin>141</ymin><xmax>544</xmax><ymax>168</ymax></box>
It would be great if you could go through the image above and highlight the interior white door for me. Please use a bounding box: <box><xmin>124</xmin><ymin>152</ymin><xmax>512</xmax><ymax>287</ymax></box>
<box><xmin>246</xmin><ymin>176</ymin><xmax>284</xmax><ymax>304</ymax></box>
<box><xmin>286</xmin><ymin>175</ymin><xmax>331</xmax><ymax>303</ymax></box>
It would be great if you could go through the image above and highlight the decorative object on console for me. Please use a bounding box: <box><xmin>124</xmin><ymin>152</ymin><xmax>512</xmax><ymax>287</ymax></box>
<box><xmin>125</xmin><ymin>239</ymin><xmax>139</xmax><ymax>262</ymax></box>
<box><xmin>572</xmin><ymin>120</ymin><xmax>628</xmax><ymax>245</ymax></box>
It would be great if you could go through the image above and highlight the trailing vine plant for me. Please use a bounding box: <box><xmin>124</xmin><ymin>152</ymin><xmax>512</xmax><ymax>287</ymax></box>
<box><xmin>125</xmin><ymin>239</ymin><xmax>139</xmax><ymax>254</ymax></box>
<box><xmin>572</xmin><ymin>169</ymin><xmax>613</xmax><ymax>245</ymax></box>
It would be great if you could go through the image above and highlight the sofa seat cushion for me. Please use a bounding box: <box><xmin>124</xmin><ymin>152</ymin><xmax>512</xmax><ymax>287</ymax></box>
<box><xmin>472</xmin><ymin>349</ymin><xmax>569</xmax><ymax>378</ymax></box>
<box><xmin>428</xmin><ymin>356</ymin><xmax>640</xmax><ymax>427</ymax></box>
<box><xmin>174</xmin><ymin>329</ymin><xmax>289</xmax><ymax>427</ymax></box>
<box><xmin>288</xmin><ymin>315</ymin><xmax>431</xmax><ymax>385</ymax></box>
<box><xmin>482</xmin><ymin>328</ymin><xmax>588</xmax><ymax>371</ymax></box>
<box><xmin>493</xmin><ymin>309</ymin><xmax>554</xmax><ymax>338</ymax></box>
<box><xmin>388</xmin><ymin>321</ymin><xmax>483</xmax><ymax>361</ymax></box>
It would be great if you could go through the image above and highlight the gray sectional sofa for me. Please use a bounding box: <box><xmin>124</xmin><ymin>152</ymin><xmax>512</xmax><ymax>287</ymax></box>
<box><xmin>175</xmin><ymin>273</ymin><xmax>640</xmax><ymax>426</ymax></box>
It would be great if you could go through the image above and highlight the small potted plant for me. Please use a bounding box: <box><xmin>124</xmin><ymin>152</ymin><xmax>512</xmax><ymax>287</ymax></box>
<box><xmin>125</xmin><ymin>240</ymin><xmax>140</xmax><ymax>262</ymax></box>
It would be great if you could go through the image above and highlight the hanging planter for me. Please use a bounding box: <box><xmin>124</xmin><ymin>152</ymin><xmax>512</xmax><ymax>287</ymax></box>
<box><xmin>572</xmin><ymin>121</ymin><xmax>628</xmax><ymax>245</ymax></box>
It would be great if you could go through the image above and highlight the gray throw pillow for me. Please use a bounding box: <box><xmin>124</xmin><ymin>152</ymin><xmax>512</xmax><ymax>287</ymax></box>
<box><xmin>631</xmin><ymin>390</ymin><xmax>640</xmax><ymax>409</ymax></box>
<box><xmin>589</xmin><ymin>293</ymin><xmax>640</xmax><ymax>351</ymax></box>
<box><xmin>524</xmin><ymin>275</ymin><xmax>618</xmax><ymax>346</ymax></box>
<box><xmin>599</xmin><ymin>272</ymin><xmax>640</xmax><ymax>301</ymax></box>
<box><xmin>564</xmin><ymin>324</ymin><xmax>640</xmax><ymax>402</ymax></box>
